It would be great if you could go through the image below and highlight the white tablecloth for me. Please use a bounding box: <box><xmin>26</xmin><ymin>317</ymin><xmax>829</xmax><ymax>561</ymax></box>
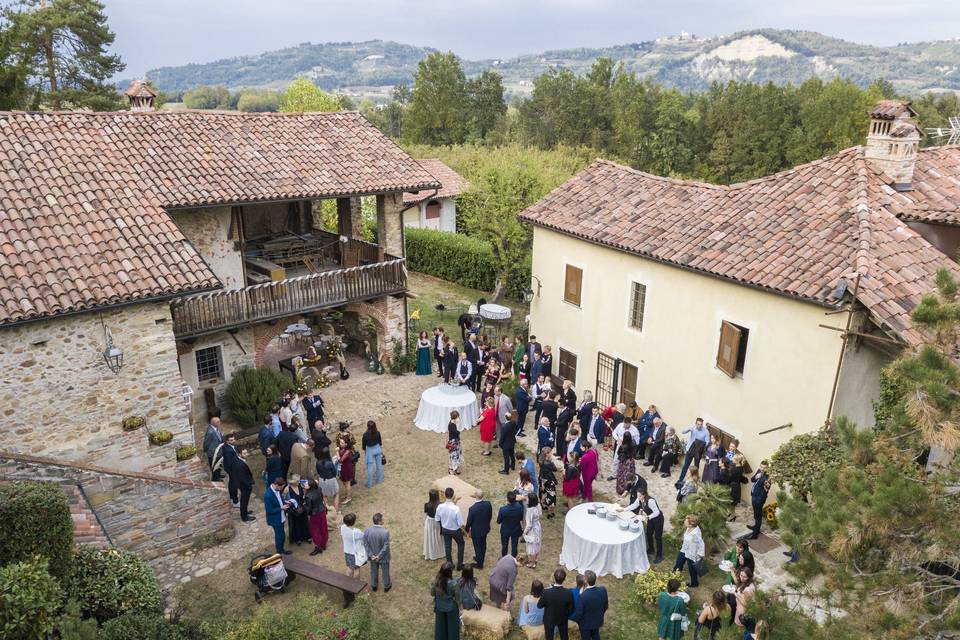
<box><xmin>559</xmin><ymin>503</ymin><xmax>649</xmax><ymax>578</ymax></box>
<box><xmin>415</xmin><ymin>384</ymin><xmax>480</xmax><ymax>433</ymax></box>
<box><xmin>479</xmin><ymin>303</ymin><xmax>512</xmax><ymax>320</ymax></box>
<box><xmin>286</xmin><ymin>323</ymin><xmax>309</xmax><ymax>333</ymax></box>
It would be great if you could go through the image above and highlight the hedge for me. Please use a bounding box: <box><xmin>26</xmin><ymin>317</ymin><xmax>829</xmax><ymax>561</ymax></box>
<box><xmin>65</xmin><ymin>547</ymin><xmax>162</xmax><ymax>623</ymax></box>
<box><xmin>0</xmin><ymin>557</ymin><xmax>62</xmax><ymax>640</ymax></box>
<box><xmin>0</xmin><ymin>481</ymin><xmax>73</xmax><ymax>580</ymax></box>
<box><xmin>405</xmin><ymin>227</ymin><xmax>531</xmax><ymax>301</ymax></box>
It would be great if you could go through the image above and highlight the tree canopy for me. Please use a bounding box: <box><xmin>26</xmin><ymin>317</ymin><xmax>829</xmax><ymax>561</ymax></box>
<box><xmin>278</xmin><ymin>76</ymin><xmax>342</xmax><ymax>112</ymax></box>
<box><xmin>1</xmin><ymin>0</ymin><xmax>124</xmax><ymax>110</ymax></box>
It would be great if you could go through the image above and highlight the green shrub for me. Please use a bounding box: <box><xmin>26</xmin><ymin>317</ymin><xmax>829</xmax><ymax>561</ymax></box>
<box><xmin>769</xmin><ymin>429</ymin><xmax>844</xmax><ymax>500</ymax></box>
<box><xmin>148</xmin><ymin>430</ymin><xmax>173</xmax><ymax>445</ymax></box>
<box><xmin>388</xmin><ymin>338</ymin><xmax>416</xmax><ymax>375</ymax></box>
<box><xmin>52</xmin><ymin>600</ymin><xmax>97</xmax><ymax>640</ymax></box>
<box><xmin>0</xmin><ymin>481</ymin><xmax>73</xmax><ymax>579</ymax></box>
<box><xmin>405</xmin><ymin>227</ymin><xmax>497</xmax><ymax>291</ymax></box>
<box><xmin>176</xmin><ymin>444</ymin><xmax>198</xmax><ymax>461</ymax></box>
<box><xmin>670</xmin><ymin>481</ymin><xmax>731</xmax><ymax>553</ymax></box>
<box><xmin>225</xmin><ymin>366</ymin><xmax>292</xmax><ymax>429</ymax></box>
<box><xmin>631</xmin><ymin>569</ymin><xmax>685</xmax><ymax>605</ymax></box>
<box><xmin>0</xmin><ymin>557</ymin><xmax>62</xmax><ymax>640</ymax></box>
<box><xmin>499</xmin><ymin>376</ymin><xmax>518</xmax><ymax>399</ymax></box>
<box><xmin>66</xmin><ymin>548</ymin><xmax>162</xmax><ymax>623</ymax></box>
<box><xmin>225</xmin><ymin>594</ymin><xmax>385</xmax><ymax>640</ymax></box>
<box><xmin>99</xmin><ymin>612</ymin><xmax>213</xmax><ymax>640</ymax></box>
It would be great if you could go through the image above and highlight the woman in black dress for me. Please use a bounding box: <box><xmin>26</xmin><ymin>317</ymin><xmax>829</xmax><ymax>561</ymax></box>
<box><xmin>538</xmin><ymin>447</ymin><xmax>559</xmax><ymax>519</ymax></box>
<box><xmin>287</xmin><ymin>477</ymin><xmax>311</xmax><ymax>545</ymax></box>
<box><xmin>264</xmin><ymin>445</ymin><xmax>285</xmax><ymax>485</ymax></box>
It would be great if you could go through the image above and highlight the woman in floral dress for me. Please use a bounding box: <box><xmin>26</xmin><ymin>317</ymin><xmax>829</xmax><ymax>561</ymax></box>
<box><xmin>447</xmin><ymin>411</ymin><xmax>463</xmax><ymax>474</ymax></box>
<box><xmin>538</xmin><ymin>447</ymin><xmax>558</xmax><ymax>519</ymax></box>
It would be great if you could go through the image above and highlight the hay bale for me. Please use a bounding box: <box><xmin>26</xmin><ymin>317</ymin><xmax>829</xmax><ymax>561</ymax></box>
<box><xmin>432</xmin><ymin>476</ymin><xmax>480</xmax><ymax>520</ymax></box>
<box><xmin>462</xmin><ymin>605</ymin><xmax>512</xmax><ymax>640</ymax></box>
<box><xmin>522</xmin><ymin>624</ymin><xmax>546</xmax><ymax>640</ymax></box>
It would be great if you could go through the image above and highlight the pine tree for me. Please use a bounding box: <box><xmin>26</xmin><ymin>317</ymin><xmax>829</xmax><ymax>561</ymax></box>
<box><xmin>5</xmin><ymin>0</ymin><xmax>124</xmax><ymax>110</ymax></box>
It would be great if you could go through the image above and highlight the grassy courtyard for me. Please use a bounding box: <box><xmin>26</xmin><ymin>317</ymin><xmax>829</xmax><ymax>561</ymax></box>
<box><xmin>174</xmin><ymin>274</ymin><xmax>732</xmax><ymax>639</ymax></box>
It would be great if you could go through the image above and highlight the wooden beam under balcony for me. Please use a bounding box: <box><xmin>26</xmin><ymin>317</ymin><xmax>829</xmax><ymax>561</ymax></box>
<box><xmin>171</xmin><ymin>258</ymin><xmax>407</xmax><ymax>339</ymax></box>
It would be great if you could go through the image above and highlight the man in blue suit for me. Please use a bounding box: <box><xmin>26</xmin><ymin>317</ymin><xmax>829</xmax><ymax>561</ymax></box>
<box><xmin>465</xmin><ymin>490</ymin><xmax>493</xmax><ymax>569</ymax></box>
<box><xmin>264</xmin><ymin>477</ymin><xmax>292</xmax><ymax>555</ymax></box>
<box><xmin>515</xmin><ymin>379</ymin><xmax>531</xmax><ymax>437</ymax></box>
<box><xmin>496</xmin><ymin>490</ymin><xmax>524</xmax><ymax>558</ymax></box>
<box><xmin>574</xmin><ymin>570</ymin><xmax>608</xmax><ymax>640</ymax></box>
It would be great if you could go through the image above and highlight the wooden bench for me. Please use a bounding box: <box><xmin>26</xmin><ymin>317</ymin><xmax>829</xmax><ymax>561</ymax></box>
<box><xmin>282</xmin><ymin>555</ymin><xmax>368</xmax><ymax>607</ymax></box>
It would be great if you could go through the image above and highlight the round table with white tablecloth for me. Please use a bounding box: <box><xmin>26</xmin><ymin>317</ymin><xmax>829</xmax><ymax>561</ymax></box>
<box><xmin>414</xmin><ymin>383</ymin><xmax>480</xmax><ymax>433</ymax></box>
<box><xmin>559</xmin><ymin>502</ymin><xmax>650</xmax><ymax>578</ymax></box>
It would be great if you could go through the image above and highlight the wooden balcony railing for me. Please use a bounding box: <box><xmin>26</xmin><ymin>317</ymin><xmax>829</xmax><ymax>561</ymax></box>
<box><xmin>171</xmin><ymin>258</ymin><xmax>407</xmax><ymax>338</ymax></box>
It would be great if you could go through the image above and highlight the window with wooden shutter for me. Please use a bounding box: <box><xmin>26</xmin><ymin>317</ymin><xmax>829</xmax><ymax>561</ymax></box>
<box><xmin>628</xmin><ymin>282</ymin><xmax>646</xmax><ymax>330</ymax></box>
<box><xmin>558</xmin><ymin>348</ymin><xmax>578</xmax><ymax>384</ymax></box>
<box><xmin>716</xmin><ymin>321</ymin><xmax>749</xmax><ymax>378</ymax></box>
<box><xmin>564</xmin><ymin>265</ymin><xmax>582</xmax><ymax>306</ymax></box>
<box><xmin>425</xmin><ymin>200</ymin><xmax>441</xmax><ymax>220</ymax></box>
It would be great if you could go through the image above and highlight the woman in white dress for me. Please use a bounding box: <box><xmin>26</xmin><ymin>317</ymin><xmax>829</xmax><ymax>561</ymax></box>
<box><xmin>423</xmin><ymin>489</ymin><xmax>445</xmax><ymax>560</ymax></box>
<box><xmin>523</xmin><ymin>493</ymin><xmax>543</xmax><ymax>569</ymax></box>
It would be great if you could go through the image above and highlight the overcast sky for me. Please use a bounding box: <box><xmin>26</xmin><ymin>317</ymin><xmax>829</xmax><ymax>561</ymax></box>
<box><xmin>105</xmin><ymin>0</ymin><xmax>960</xmax><ymax>78</ymax></box>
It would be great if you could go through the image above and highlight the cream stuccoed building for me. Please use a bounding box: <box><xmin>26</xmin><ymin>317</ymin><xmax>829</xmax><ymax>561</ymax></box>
<box><xmin>519</xmin><ymin>100</ymin><xmax>960</xmax><ymax>465</ymax></box>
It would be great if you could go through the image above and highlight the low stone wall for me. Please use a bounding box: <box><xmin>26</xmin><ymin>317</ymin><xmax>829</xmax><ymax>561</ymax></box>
<box><xmin>0</xmin><ymin>452</ymin><xmax>233</xmax><ymax>562</ymax></box>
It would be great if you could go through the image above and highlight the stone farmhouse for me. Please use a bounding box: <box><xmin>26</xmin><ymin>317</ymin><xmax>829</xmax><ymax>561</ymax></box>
<box><xmin>0</xmin><ymin>87</ymin><xmax>439</xmax><ymax>557</ymax></box>
<box><xmin>402</xmin><ymin>158</ymin><xmax>469</xmax><ymax>232</ymax></box>
<box><xmin>520</xmin><ymin>100</ymin><xmax>960</xmax><ymax>465</ymax></box>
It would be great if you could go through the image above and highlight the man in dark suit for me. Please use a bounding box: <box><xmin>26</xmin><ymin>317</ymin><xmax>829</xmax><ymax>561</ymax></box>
<box><xmin>234</xmin><ymin>448</ymin><xmax>256</xmax><ymax>523</ymax></box>
<box><xmin>515</xmin><ymin>380</ymin><xmax>531</xmax><ymax>437</ymax></box>
<box><xmin>221</xmin><ymin>433</ymin><xmax>240</xmax><ymax>505</ymax></box>
<box><xmin>526</xmin><ymin>335</ymin><xmax>542</xmax><ymax>363</ymax></box>
<box><xmin>442</xmin><ymin>338</ymin><xmax>458</xmax><ymax>383</ymax></box>
<box><xmin>540</xmin><ymin>346</ymin><xmax>554</xmax><ymax>379</ymax></box>
<box><xmin>464</xmin><ymin>333</ymin><xmax>480</xmax><ymax>391</ymax></box>
<box><xmin>464</xmin><ymin>490</ymin><xmax>493</xmax><ymax>569</ymax></box>
<box><xmin>202</xmin><ymin>417</ymin><xmax>224</xmax><ymax>480</ymax></box>
<box><xmin>498</xmin><ymin>412</ymin><xmax>520</xmax><ymax>475</ymax></box>
<box><xmin>574</xmin><ymin>570</ymin><xmax>608</xmax><ymax>640</ymax></box>
<box><xmin>538</xmin><ymin>568</ymin><xmax>574</xmax><ymax>640</ymax></box>
<box><xmin>258</xmin><ymin>414</ymin><xmax>276</xmax><ymax>456</ymax></box>
<box><xmin>747</xmin><ymin>461</ymin><xmax>771</xmax><ymax>540</ymax></box>
<box><xmin>587</xmin><ymin>405</ymin><xmax>606</xmax><ymax>445</ymax></box>
<box><xmin>644</xmin><ymin>417</ymin><xmax>667</xmax><ymax>468</ymax></box>
<box><xmin>496</xmin><ymin>490</ymin><xmax>524</xmax><ymax>557</ymax></box>
<box><xmin>302</xmin><ymin>390</ymin><xmax>325</xmax><ymax>428</ymax></box>
<box><xmin>276</xmin><ymin>426</ymin><xmax>298</xmax><ymax>478</ymax></box>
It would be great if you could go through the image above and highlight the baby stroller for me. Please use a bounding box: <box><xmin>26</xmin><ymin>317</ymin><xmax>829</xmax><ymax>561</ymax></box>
<box><xmin>248</xmin><ymin>553</ymin><xmax>295</xmax><ymax>603</ymax></box>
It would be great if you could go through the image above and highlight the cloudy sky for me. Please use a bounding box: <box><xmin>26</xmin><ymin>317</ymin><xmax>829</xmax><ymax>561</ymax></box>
<box><xmin>105</xmin><ymin>0</ymin><xmax>960</xmax><ymax>77</ymax></box>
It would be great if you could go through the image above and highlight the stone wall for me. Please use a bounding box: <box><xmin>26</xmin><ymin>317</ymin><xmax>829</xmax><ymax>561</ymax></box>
<box><xmin>177</xmin><ymin>327</ymin><xmax>256</xmax><ymax>424</ymax></box>
<box><xmin>0</xmin><ymin>452</ymin><xmax>233</xmax><ymax>561</ymax></box>
<box><xmin>377</xmin><ymin>192</ymin><xmax>405</xmax><ymax>258</ymax></box>
<box><xmin>0</xmin><ymin>302</ymin><xmax>195</xmax><ymax>474</ymax></box>
<box><xmin>170</xmin><ymin>208</ymin><xmax>244</xmax><ymax>288</ymax></box>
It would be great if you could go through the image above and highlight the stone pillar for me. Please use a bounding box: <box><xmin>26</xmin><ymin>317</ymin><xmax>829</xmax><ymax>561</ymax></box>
<box><xmin>376</xmin><ymin>192</ymin><xmax>404</xmax><ymax>259</ymax></box>
<box><xmin>337</xmin><ymin>196</ymin><xmax>363</xmax><ymax>240</ymax></box>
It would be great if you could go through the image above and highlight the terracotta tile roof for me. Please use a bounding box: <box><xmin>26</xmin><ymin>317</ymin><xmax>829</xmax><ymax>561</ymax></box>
<box><xmin>402</xmin><ymin>159</ymin><xmax>470</xmax><ymax>204</ymax></box>
<box><xmin>887</xmin><ymin>146</ymin><xmax>960</xmax><ymax>226</ymax></box>
<box><xmin>870</xmin><ymin>100</ymin><xmax>917</xmax><ymax>120</ymax></box>
<box><xmin>0</xmin><ymin>110</ymin><xmax>438</xmax><ymax>326</ymax></box>
<box><xmin>519</xmin><ymin>147</ymin><xmax>960</xmax><ymax>347</ymax></box>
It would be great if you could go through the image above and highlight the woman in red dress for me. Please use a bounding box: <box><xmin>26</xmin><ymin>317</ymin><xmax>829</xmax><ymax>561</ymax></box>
<box><xmin>562</xmin><ymin>451</ymin><xmax>582</xmax><ymax>511</ymax></box>
<box><xmin>479</xmin><ymin>396</ymin><xmax>497</xmax><ymax>456</ymax></box>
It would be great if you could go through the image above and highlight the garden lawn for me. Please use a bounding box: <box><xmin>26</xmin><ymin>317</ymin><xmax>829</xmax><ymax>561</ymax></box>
<box><xmin>175</xmin><ymin>274</ymin><xmax>730</xmax><ymax>639</ymax></box>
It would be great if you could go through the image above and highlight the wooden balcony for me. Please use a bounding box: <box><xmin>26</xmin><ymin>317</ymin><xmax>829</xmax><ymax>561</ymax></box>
<box><xmin>171</xmin><ymin>258</ymin><xmax>407</xmax><ymax>339</ymax></box>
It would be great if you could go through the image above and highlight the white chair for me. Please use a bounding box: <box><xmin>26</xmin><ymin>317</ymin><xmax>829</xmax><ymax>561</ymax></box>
<box><xmin>277</xmin><ymin>332</ymin><xmax>291</xmax><ymax>348</ymax></box>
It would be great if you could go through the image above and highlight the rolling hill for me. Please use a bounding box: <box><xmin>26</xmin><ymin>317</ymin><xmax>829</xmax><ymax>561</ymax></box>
<box><xmin>140</xmin><ymin>29</ymin><xmax>960</xmax><ymax>101</ymax></box>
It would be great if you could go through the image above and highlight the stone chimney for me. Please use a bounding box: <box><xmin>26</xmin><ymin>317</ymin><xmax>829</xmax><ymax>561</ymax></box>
<box><xmin>864</xmin><ymin>100</ymin><xmax>921</xmax><ymax>192</ymax></box>
<box><xmin>124</xmin><ymin>79</ymin><xmax>157</xmax><ymax>112</ymax></box>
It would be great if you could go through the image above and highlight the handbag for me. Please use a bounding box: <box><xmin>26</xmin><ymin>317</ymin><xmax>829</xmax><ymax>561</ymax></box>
<box><xmin>381</xmin><ymin>454</ymin><xmax>387</xmax><ymax>465</ymax></box>
<box><xmin>695</xmin><ymin>557</ymin><xmax>710</xmax><ymax>578</ymax></box>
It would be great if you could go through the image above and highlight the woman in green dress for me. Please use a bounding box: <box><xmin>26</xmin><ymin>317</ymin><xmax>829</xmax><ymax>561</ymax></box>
<box><xmin>656</xmin><ymin>578</ymin><xmax>687</xmax><ymax>640</ymax></box>
<box><xmin>432</xmin><ymin>561</ymin><xmax>460</xmax><ymax>640</ymax></box>
<box><xmin>416</xmin><ymin>331</ymin><xmax>433</xmax><ymax>376</ymax></box>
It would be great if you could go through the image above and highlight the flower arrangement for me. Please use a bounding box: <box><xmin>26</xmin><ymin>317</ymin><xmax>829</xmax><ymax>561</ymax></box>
<box><xmin>317</xmin><ymin>372</ymin><xmax>332</xmax><ymax>389</ymax></box>
<box><xmin>175</xmin><ymin>444</ymin><xmax>197</xmax><ymax>461</ymax></box>
<box><xmin>763</xmin><ymin>502</ymin><xmax>779</xmax><ymax>528</ymax></box>
<box><xmin>148</xmin><ymin>430</ymin><xmax>173</xmax><ymax>445</ymax></box>
<box><xmin>121</xmin><ymin>416</ymin><xmax>146</xmax><ymax>431</ymax></box>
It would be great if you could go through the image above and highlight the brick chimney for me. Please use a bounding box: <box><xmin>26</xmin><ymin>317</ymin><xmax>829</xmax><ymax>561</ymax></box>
<box><xmin>864</xmin><ymin>100</ymin><xmax>921</xmax><ymax>192</ymax></box>
<box><xmin>124</xmin><ymin>79</ymin><xmax>157</xmax><ymax>112</ymax></box>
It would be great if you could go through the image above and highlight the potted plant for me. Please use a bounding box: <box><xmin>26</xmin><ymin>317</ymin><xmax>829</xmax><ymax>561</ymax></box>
<box><xmin>175</xmin><ymin>444</ymin><xmax>197</xmax><ymax>461</ymax></box>
<box><xmin>148</xmin><ymin>430</ymin><xmax>173</xmax><ymax>446</ymax></box>
<box><xmin>121</xmin><ymin>416</ymin><xmax>146</xmax><ymax>432</ymax></box>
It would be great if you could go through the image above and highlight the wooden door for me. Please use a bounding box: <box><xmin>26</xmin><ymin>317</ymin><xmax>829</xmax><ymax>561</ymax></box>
<box><xmin>619</xmin><ymin>362</ymin><xmax>638</xmax><ymax>406</ymax></box>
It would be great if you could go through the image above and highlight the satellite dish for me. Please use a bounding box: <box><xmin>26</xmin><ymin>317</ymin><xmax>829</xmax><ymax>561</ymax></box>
<box><xmin>926</xmin><ymin>116</ymin><xmax>960</xmax><ymax>145</ymax></box>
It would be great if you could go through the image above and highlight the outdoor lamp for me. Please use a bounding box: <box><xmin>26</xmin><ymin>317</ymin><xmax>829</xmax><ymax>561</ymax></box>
<box><xmin>101</xmin><ymin>323</ymin><xmax>124</xmax><ymax>374</ymax></box>
<box><xmin>523</xmin><ymin>276</ymin><xmax>543</xmax><ymax>303</ymax></box>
